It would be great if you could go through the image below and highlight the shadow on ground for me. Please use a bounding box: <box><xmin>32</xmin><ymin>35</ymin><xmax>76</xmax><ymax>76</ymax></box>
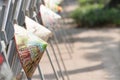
<box><xmin>32</xmin><ymin>63</ymin><xmax>104</xmax><ymax>79</ymax></box>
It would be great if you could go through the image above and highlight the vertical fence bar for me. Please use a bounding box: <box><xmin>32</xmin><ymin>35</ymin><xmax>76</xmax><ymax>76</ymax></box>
<box><xmin>49</xmin><ymin>39</ymin><xmax>65</xmax><ymax>80</ymax></box>
<box><xmin>60</xmin><ymin>19</ymin><xmax>74</xmax><ymax>53</ymax></box>
<box><xmin>52</xmin><ymin>32</ymin><xmax>70</xmax><ymax>80</ymax></box>
<box><xmin>60</xmin><ymin>0</ymin><xmax>74</xmax><ymax>52</ymax></box>
<box><xmin>38</xmin><ymin>65</ymin><xmax>45</xmax><ymax>80</ymax></box>
<box><xmin>46</xmin><ymin>49</ymin><xmax>59</xmax><ymax>80</ymax></box>
<box><xmin>54</xmin><ymin>24</ymin><xmax>72</xmax><ymax>58</ymax></box>
<box><xmin>1</xmin><ymin>0</ymin><xmax>14</xmax><ymax>44</ymax></box>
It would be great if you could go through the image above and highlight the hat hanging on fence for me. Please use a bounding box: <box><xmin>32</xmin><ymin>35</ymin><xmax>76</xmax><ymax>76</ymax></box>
<box><xmin>25</xmin><ymin>16</ymin><xmax>53</xmax><ymax>41</ymax></box>
<box><xmin>40</xmin><ymin>5</ymin><xmax>61</xmax><ymax>28</ymax></box>
<box><xmin>44</xmin><ymin>0</ymin><xmax>63</xmax><ymax>12</ymax></box>
<box><xmin>14</xmin><ymin>24</ymin><xmax>48</xmax><ymax>78</ymax></box>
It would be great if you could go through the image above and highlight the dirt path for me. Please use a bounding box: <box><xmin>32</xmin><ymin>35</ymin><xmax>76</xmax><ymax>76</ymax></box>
<box><xmin>33</xmin><ymin>27</ymin><xmax>120</xmax><ymax>80</ymax></box>
<box><xmin>64</xmin><ymin>28</ymin><xmax>120</xmax><ymax>80</ymax></box>
<box><xmin>61</xmin><ymin>0</ymin><xmax>120</xmax><ymax>79</ymax></box>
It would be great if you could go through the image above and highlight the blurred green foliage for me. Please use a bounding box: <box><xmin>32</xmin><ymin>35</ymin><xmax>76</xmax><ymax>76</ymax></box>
<box><xmin>78</xmin><ymin>0</ymin><xmax>109</xmax><ymax>6</ymax></box>
<box><xmin>71</xmin><ymin>0</ymin><xmax>120</xmax><ymax>27</ymax></box>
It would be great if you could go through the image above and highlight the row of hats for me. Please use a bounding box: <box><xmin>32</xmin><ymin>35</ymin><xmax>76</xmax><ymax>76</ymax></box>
<box><xmin>0</xmin><ymin>3</ymin><xmax>62</xmax><ymax>79</ymax></box>
<box><xmin>14</xmin><ymin>4</ymin><xmax>62</xmax><ymax>78</ymax></box>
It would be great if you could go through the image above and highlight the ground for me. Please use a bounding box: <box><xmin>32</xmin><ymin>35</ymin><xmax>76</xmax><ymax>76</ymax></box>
<box><xmin>30</xmin><ymin>0</ymin><xmax>120</xmax><ymax>80</ymax></box>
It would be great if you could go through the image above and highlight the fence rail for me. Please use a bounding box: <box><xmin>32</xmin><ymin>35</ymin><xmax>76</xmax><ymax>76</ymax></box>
<box><xmin>0</xmin><ymin>0</ymin><xmax>73</xmax><ymax>80</ymax></box>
